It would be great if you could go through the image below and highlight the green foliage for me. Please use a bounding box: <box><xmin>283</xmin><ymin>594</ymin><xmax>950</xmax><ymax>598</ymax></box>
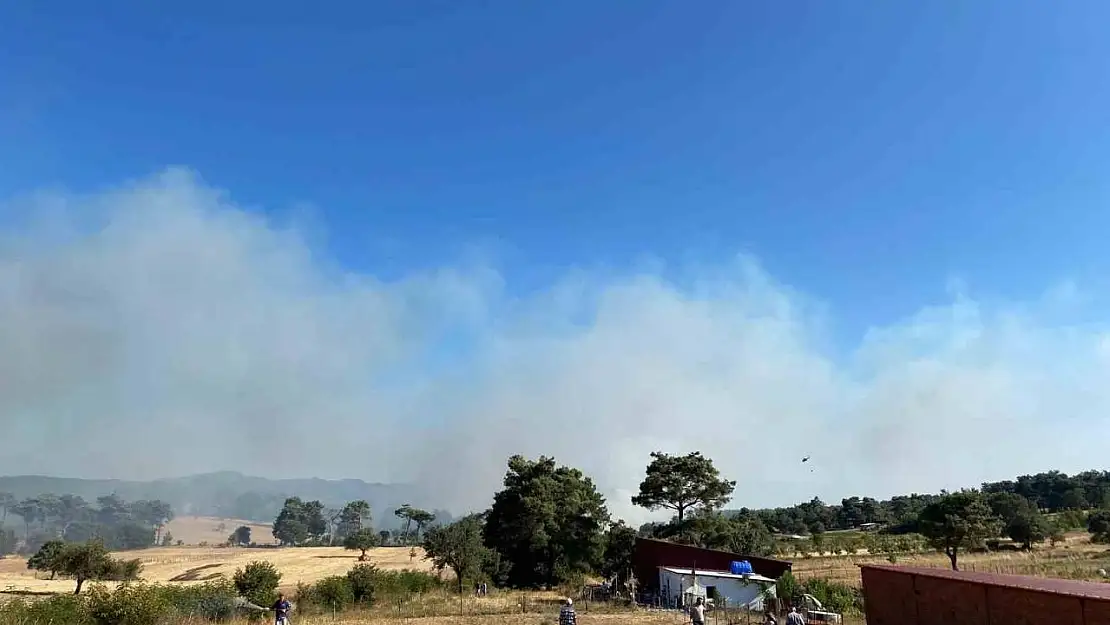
<box><xmin>28</xmin><ymin>539</ymin><xmax>68</xmax><ymax>579</ymax></box>
<box><xmin>0</xmin><ymin>580</ymin><xmax>241</xmax><ymax>625</ymax></box>
<box><xmin>632</xmin><ymin>451</ymin><xmax>736</xmax><ymax>522</ymax></box>
<box><xmin>775</xmin><ymin>570</ymin><xmax>801</xmax><ymax>603</ymax></box>
<box><xmin>231</xmin><ymin>525</ymin><xmax>252</xmax><ymax>546</ymax></box>
<box><xmin>303</xmin><ymin>576</ymin><xmax>356</xmax><ymax>612</ymax></box>
<box><xmin>57</xmin><ymin>541</ymin><xmax>118</xmax><ymax>594</ymax></box>
<box><xmin>422</xmin><ymin>514</ymin><xmax>492</xmax><ymax>592</ymax></box>
<box><xmin>272</xmin><ymin>497</ymin><xmax>327</xmax><ymax>546</ymax></box>
<box><xmin>918</xmin><ymin>491</ymin><xmax>1002</xmax><ymax>570</ymax></box>
<box><xmin>233</xmin><ymin>561</ymin><xmax>281</xmax><ymax>606</ymax></box>
<box><xmin>337</xmin><ymin>500</ymin><xmax>372</xmax><ymax>539</ymax></box>
<box><xmin>346</xmin><ymin>563</ymin><xmax>378</xmax><ymax>604</ymax></box>
<box><xmin>600</xmin><ymin>521</ymin><xmax>637</xmax><ymax>583</ymax></box>
<box><xmin>0</xmin><ymin>593</ymin><xmax>91</xmax><ymax>625</ymax></box>
<box><xmin>484</xmin><ymin>455</ymin><xmax>609</xmax><ymax>589</ymax></box>
<box><xmin>1088</xmin><ymin>510</ymin><xmax>1110</xmax><ymax>542</ymax></box>
<box><xmin>343</xmin><ymin>528</ymin><xmax>379</xmax><ymax>560</ymax></box>
<box><xmin>85</xmin><ymin>583</ymin><xmax>173</xmax><ymax>625</ymax></box>
<box><xmin>800</xmin><ymin>577</ymin><xmax>864</xmax><ymax>615</ymax></box>
<box><xmin>640</xmin><ymin>509</ymin><xmax>775</xmax><ymax>557</ymax></box>
<box><xmin>371</xmin><ymin>569</ymin><xmax>444</xmax><ymax>595</ymax></box>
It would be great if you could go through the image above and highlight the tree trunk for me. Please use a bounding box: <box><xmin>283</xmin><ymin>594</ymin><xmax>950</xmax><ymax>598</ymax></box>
<box><xmin>946</xmin><ymin>547</ymin><xmax>958</xmax><ymax>571</ymax></box>
<box><xmin>74</xmin><ymin>578</ymin><xmax>84</xmax><ymax>595</ymax></box>
<box><xmin>677</xmin><ymin>506</ymin><xmax>685</xmax><ymax>523</ymax></box>
<box><xmin>456</xmin><ymin>567</ymin><xmax>464</xmax><ymax>594</ymax></box>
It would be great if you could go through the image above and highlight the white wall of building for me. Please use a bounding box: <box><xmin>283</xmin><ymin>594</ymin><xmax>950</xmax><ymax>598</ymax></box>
<box><xmin>657</xmin><ymin>568</ymin><xmax>776</xmax><ymax>609</ymax></box>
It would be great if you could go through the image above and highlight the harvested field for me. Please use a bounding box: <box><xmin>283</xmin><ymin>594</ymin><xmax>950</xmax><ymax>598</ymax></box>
<box><xmin>161</xmin><ymin>516</ymin><xmax>276</xmax><ymax>546</ymax></box>
<box><xmin>791</xmin><ymin>531</ymin><xmax>1110</xmax><ymax>587</ymax></box>
<box><xmin>0</xmin><ymin>545</ymin><xmax>433</xmax><ymax>595</ymax></box>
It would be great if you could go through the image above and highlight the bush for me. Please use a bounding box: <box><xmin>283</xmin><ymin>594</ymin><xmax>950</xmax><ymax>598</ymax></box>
<box><xmin>233</xmin><ymin>561</ymin><xmax>281</xmax><ymax>606</ymax></box>
<box><xmin>0</xmin><ymin>594</ymin><xmax>90</xmax><ymax>625</ymax></box>
<box><xmin>372</xmin><ymin>569</ymin><xmax>443</xmax><ymax>595</ymax></box>
<box><xmin>800</xmin><ymin>577</ymin><xmax>864</xmax><ymax>615</ymax></box>
<box><xmin>312</xmin><ymin>576</ymin><xmax>356</xmax><ymax>611</ymax></box>
<box><xmin>161</xmin><ymin>579</ymin><xmax>240</xmax><ymax>621</ymax></box>
<box><xmin>85</xmin><ymin>583</ymin><xmax>172</xmax><ymax>625</ymax></box>
<box><xmin>347</xmin><ymin>563</ymin><xmax>378</xmax><ymax>605</ymax></box>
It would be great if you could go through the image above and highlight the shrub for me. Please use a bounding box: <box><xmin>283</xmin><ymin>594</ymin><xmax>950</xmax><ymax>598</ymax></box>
<box><xmin>800</xmin><ymin>577</ymin><xmax>863</xmax><ymax>615</ymax></box>
<box><xmin>0</xmin><ymin>594</ymin><xmax>90</xmax><ymax>625</ymax></box>
<box><xmin>162</xmin><ymin>579</ymin><xmax>240</xmax><ymax>621</ymax></box>
<box><xmin>85</xmin><ymin>583</ymin><xmax>172</xmax><ymax>625</ymax></box>
<box><xmin>775</xmin><ymin>571</ymin><xmax>801</xmax><ymax>604</ymax></box>
<box><xmin>372</xmin><ymin>569</ymin><xmax>443</xmax><ymax>595</ymax></box>
<box><xmin>313</xmin><ymin>576</ymin><xmax>356</xmax><ymax>611</ymax></box>
<box><xmin>347</xmin><ymin>563</ymin><xmax>378</xmax><ymax>605</ymax></box>
<box><xmin>233</xmin><ymin>561</ymin><xmax>281</xmax><ymax>606</ymax></box>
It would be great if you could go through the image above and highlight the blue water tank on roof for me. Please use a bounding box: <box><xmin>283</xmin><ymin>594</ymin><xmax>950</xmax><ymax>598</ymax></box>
<box><xmin>729</xmin><ymin>560</ymin><xmax>753</xmax><ymax>575</ymax></box>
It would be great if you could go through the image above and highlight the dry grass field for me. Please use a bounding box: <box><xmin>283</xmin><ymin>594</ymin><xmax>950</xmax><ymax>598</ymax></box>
<box><xmin>161</xmin><ymin>516</ymin><xmax>277</xmax><ymax>546</ymax></box>
<box><xmin>791</xmin><ymin>531</ymin><xmax>1110</xmax><ymax>587</ymax></box>
<box><xmin>0</xmin><ymin>544</ymin><xmax>434</xmax><ymax>594</ymax></box>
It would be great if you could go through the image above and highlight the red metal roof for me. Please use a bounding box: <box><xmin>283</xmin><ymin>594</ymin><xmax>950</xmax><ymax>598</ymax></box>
<box><xmin>860</xmin><ymin>564</ymin><xmax>1110</xmax><ymax>600</ymax></box>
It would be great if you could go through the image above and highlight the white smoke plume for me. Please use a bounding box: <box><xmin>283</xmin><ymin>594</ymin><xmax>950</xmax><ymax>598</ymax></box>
<box><xmin>2</xmin><ymin>169</ymin><xmax>1108</xmax><ymax>523</ymax></box>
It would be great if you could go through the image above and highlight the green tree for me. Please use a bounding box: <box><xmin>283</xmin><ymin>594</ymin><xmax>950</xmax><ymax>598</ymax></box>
<box><xmin>409</xmin><ymin>508</ymin><xmax>436</xmax><ymax>540</ymax></box>
<box><xmin>273</xmin><ymin>497</ymin><xmax>327</xmax><ymax>545</ymax></box>
<box><xmin>1088</xmin><ymin>510</ymin><xmax>1110</xmax><ymax>542</ymax></box>
<box><xmin>55</xmin><ymin>541</ymin><xmax>116</xmax><ymax>595</ymax></box>
<box><xmin>0</xmin><ymin>492</ymin><xmax>13</xmax><ymax>525</ymax></box>
<box><xmin>631</xmin><ymin>451</ymin><xmax>735</xmax><ymax>522</ymax></box>
<box><xmin>917</xmin><ymin>491</ymin><xmax>1001</xmax><ymax>570</ymax></box>
<box><xmin>227</xmin><ymin>525</ymin><xmax>251</xmax><ymax>546</ymax></box>
<box><xmin>233</xmin><ymin>561</ymin><xmax>282</xmax><ymax>606</ymax></box>
<box><xmin>346</xmin><ymin>563</ymin><xmax>378</xmax><ymax>604</ymax></box>
<box><xmin>423</xmin><ymin>514</ymin><xmax>492</xmax><ymax>593</ymax></box>
<box><xmin>344</xmin><ymin>529</ymin><xmax>379</xmax><ymax>561</ymax></box>
<box><xmin>338</xmin><ymin>501</ymin><xmax>372</xmax><ymax>538</ymax></box>
<box><xmin>27</xmin><ymin>540</ymin><xmax>67</xmax><ymax>580</ymax></box>
<box><xmin>483</xmin><ymin>455</ymin><xmax>609</xmax><ymax>589</ymax></box>
<box><xmin>599</xmin><ymin>521</ymin><xmax>637</xmax><ymax>588</ymax></box>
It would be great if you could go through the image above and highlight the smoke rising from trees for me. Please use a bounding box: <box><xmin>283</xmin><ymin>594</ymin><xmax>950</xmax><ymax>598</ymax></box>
<box><xmin>3</xmin><ymin>169</ymin><xmax>1110</xmax><ymax>522</ymax></box>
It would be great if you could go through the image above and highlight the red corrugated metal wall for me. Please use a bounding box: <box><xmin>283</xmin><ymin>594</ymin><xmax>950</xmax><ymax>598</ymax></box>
<box><xmin>861</xmin><ymin>565</ymin><xmax>1110</xmax><ymax>625</ymax></box>
<box><xmin>632</xmin><ymin>538</ymin><xmax>793</xmax><ymax>592</ymax></box>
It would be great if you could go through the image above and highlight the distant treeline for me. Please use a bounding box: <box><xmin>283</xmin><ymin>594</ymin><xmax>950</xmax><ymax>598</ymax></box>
<box><xmin>734</xmin><ymin>469</ymin><xmax>1110</xmax><ymax>536</ymax></box>
<box><xmin>0</xmin><ymin>493</ymin><xmax>173</xmax><ymax>556</ymax></box>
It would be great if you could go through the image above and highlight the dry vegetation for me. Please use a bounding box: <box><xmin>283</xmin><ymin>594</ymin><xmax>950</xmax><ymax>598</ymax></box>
<box><xmin>0</xmin><ymin>544</ymin><xmax>434</xmax><ymax>595</ymax></box>
<box><xmin>161</xmin><ymin>516</ymin><xmax>275</xmax><ymax>546</ymax></box>
<box><xmin>791</xmin><ymin>530</ymin><xmax>1110</xmax><ymax>587</ymax></box>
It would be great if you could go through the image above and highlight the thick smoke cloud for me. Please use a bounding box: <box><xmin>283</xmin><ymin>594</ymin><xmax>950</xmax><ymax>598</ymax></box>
<box><xmin>2</xmin><ymin>169</ymin><xmax>1108</xmax><ymax>523</ymax></box>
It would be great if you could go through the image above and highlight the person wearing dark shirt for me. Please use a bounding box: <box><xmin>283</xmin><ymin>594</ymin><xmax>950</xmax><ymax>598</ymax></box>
<box><xmin>559</xmin><ymin>598</ymin><xmax>577</xmax><ymax>625</ymax></box>
<box><xmin>271</xmin><ymin>593</ymin><xmax>292</xmax><ymax>625</ymax></box>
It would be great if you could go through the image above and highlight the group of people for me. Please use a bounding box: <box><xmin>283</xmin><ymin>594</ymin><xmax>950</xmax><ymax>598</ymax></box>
<box><xmin>686</xmin><ymin>596</ymin><xmax>807</xmax><ymax>625</ymax></box>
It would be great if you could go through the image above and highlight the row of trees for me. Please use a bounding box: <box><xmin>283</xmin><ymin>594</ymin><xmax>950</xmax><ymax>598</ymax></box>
<box><xmin>0</xmin><ymin>493</ymin><xmax>174</xmax><ymax>554</ymax></box>
<box><xmin>749</xmin><ymin>469</ymin><xmax>1110</xmax><ymax>536</ymax></box>
<box><xmin>268</xmin><ymin>497</ymin><xmax>436</xmax><ymax>549</ymax></box>
<box><xmin>421</xmin><ymin>451</ymin><xmax>733</xmax><ymax>592</ymax></box>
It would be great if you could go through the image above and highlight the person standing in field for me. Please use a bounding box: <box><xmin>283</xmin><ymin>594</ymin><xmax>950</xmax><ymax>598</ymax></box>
<box><xmin>690</xmin><ymin>597</ymin><xmax>706</xmax><ymax>625</ymax></box>
<box><xmin>559</xmin><ymin>598</ymin><xmax>577</xmax><ymax>625</ymax></box>
<box><xmin>271</xmin><ymin>593</ymin><xmax>292</xmax><ymax>625</ymax></box>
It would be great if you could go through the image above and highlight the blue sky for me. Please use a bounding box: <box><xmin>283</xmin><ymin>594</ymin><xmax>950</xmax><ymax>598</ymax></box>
<box><xmin>5</xmin><ymin>2</ymin><xmax>1110</xmax><ymax>510</ymax></box>
<box><xmin>5</xmin><ymin>1</ymin><xmax>1110</xmax><ymax>342</ymax></box>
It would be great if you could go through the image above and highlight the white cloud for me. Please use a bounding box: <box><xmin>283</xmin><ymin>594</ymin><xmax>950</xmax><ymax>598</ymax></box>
<box><xmin>2</xmin><ymin>169</ymin><xmax>1108</xmax><ymax>523</ymax></box>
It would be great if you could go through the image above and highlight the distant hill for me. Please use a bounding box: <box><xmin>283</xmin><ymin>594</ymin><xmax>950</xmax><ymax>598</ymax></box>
<box><xmin>0</xmin><ymin>471</ymin><xmax>450</xmax><ymax>528</ymax></box>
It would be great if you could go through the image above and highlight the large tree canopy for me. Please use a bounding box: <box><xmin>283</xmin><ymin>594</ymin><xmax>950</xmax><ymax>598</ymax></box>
<box><xmin>918</xmin><ymin>491</ymin><xmax>1002</xmax><ymax>570</ymax></box>
<box><xmin>632</xmin><ymin>451</ymin><xmax>736</xmax><ymax>522</ymax></box>
<box><xmin>483</xmin><ymin>455</ymin><xmax>609</xmax><ymax>589</ymax></box>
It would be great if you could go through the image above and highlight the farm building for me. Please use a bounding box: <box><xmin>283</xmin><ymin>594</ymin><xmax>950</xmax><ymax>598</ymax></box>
<box><xmin>861</xmin><ymin>564</ymin><xmax>1110</xmax><ymax>625</ymax></box>
<box><xmin>657</xmin><ymin>566</ymin><xmax>777</xmax><ymax>609</ymax></box>
<box><xmin>632</xmin><ymin>537</ymin><xmax>793</xmax><ymax>596</ymax></box>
